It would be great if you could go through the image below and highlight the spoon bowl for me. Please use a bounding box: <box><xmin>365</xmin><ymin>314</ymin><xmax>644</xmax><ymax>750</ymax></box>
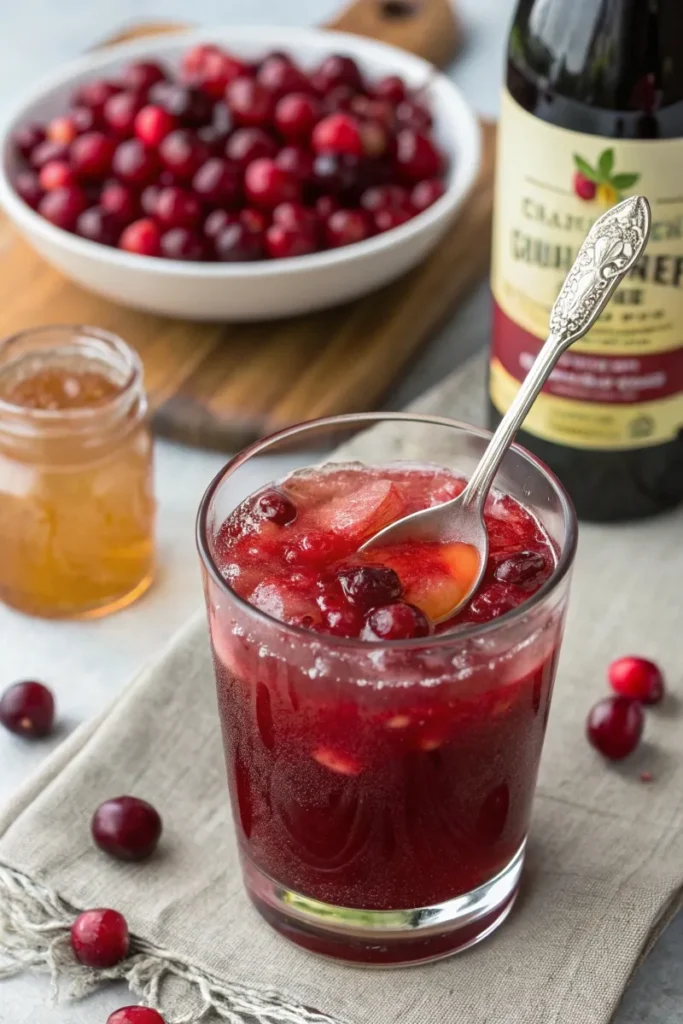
<box><xmin>361</xmin><ymin>195</ymin><xmax>652</xmax><ymax>622</ymax></box>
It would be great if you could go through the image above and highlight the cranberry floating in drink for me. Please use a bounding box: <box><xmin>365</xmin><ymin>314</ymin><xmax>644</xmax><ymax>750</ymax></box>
<box><xmin>197</xmin><ymin>413</ymin><xmax>578</xmax><ymax>965</ymax></box>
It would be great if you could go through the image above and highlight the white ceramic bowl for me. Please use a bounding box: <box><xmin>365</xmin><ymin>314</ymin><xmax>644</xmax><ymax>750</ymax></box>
<box><xmin>0</xmin><ymin>26</ymin><xmax>481</xmax><ymax>321</ymax></box>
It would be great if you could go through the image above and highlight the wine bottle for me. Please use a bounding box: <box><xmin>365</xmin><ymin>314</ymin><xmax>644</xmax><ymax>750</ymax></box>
<box><xmin>490</xmin><ymin>0</ymin><xmax>683</xmax><ymax>521</ymax></box>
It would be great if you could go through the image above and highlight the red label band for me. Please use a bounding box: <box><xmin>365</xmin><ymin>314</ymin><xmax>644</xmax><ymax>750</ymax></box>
<box><xmin>492</xmin><ymin>304</ymin><xmax>683</xmax><ymax>405</ymax></box>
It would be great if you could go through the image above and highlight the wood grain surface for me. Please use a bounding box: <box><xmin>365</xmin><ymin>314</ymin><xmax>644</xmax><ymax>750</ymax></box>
<box><xmin>0</xmin><ymin>0</ymin><xmax>495</xmax><ymax>451</ymax></box>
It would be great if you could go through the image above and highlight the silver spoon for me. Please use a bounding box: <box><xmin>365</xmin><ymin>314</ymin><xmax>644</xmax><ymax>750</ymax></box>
<box><xmin>361</xmin><ymin>195</ymin><xmax>652</xmax><ymax>621</ymax></box>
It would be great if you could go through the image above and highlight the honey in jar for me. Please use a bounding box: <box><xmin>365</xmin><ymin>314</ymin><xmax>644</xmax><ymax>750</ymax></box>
<box><xmin>0</xmin><ymin>326</ymin><xmax>155</xmax><ymax>618</ymax></box>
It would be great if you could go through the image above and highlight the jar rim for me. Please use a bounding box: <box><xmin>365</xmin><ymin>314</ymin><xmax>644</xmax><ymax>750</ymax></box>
<box><xmin>196</xmin><ymin>411</ymin><xmax>579</xmax><ymax>651</ymax></box>
<box><xmin>0</xmin><ymin>324</ymin><xmax>143</xmax><ymax>424</ymax></box>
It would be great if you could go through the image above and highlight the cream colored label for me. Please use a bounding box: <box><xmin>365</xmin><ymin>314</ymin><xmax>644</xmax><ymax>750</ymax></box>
<box><xmin>490</xmin><ymin>89</ymin><xmax>683</xmax><ymax>449</ymax></box>
<box><xmin>492</xmin><ymin>90</ymin><xmax>683</xmax><ymax>357</ymax></box>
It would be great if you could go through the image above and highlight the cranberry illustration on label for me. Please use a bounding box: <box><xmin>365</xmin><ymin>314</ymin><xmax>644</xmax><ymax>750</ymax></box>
<box><xmin>572</xmin><ymin>148</ymin><xmax>640</xmax><ymax>205</ymax></box>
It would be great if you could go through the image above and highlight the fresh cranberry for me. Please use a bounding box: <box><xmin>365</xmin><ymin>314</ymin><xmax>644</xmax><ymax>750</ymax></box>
<box><xmin>608</xmin><ymin>657</ymin><xmax>664</xmax><ymax>705</ymax></box>
<box><xmin>395</xmin><ymin>129</ymin><xmax>443</xmax><ymax>182</ymax></box>
<box><xmin>274</xmin><ymin>93</ymin><xmax>320</xmax><ymax>140</ymax></box>
<box><xmin>311</xmin><ymin>152</ymin><xmax>359</xmax><ymax>194</ymax></box>
<box><xmin>272</xmin><ymin>201</ymin><xmax>316</xmax><ymax>232</ymax></box>
<box><xmin>274</xmin><ymin>145</ymin><xmax>314</xmax><ymax>184</ymax></box>
<box><xmin>192</xmin><ymin>158</ymin><xmax>240</xmax><ymax>206</ymax></box>
<box><xmin>373</xmin><ymin>207</ymin><xmax>412</xmax><ymax>233</ymax></box>
<box><xmin>316</xmin><ymin>593</ymin><xmax>364</xmax><ymax>638</ymax></box>
<box><xmin>92</xmin><ymin>795</ymin><xmax>162</xmax><ymax>861</ymax></box>
<box><xmin>226</xmin><ymin>77</ymin><xmax>275</xmax><ymax>128</ymax></box>
<box><xmin>360</xmin><ymin>184</ymin><xmax>409</xmax><ymax>212</ymax></box>
<box><xmin>494</xmin><ymin>551</ymin><xmax>547</xmax><ymax>588</ymax></box>
<box><xmin>239</xmin><ymin>207</ymin><xmax>268</xmax><ymax>233</ymax></box>
<box><xmin>158</xmin><ymin>130</ymin><xmax>208</xmax><ymax>180</ymax></box>
<box><xmin>363</xmin><ymin>602</ymin><xmax>431</xmax><ymax>641</ymax></box>
<box><xmin>395</xmin><ymin>99</ymin><xmax>433</xmax><ymax>131</ymax></box>
<box><xmin>181</xmin><ymin>42</ymin><xmax>224</xmax><ymax>81</ymax></box>
<box><xmin>225</xmin><ymin>127</ymin><xmax>276</xmax><ymax>167</ymax></box>
<box><xmin>574</xmin><ymin>171</ymin><xmax>597</xmax><ymax>201</ymax></box>
<box><xmin>38</xmin><ymin>186</ymin><xmax>87</xmax><ymax>230</ymax></box>
<box><xmin>39</xmin><ymin>159</ymin><xmax>76</xmax><ymax>191</ymax></box>
<box><xmin>30</xmin><ymin>140</ymin><xmax>68</xmax><ymax>169</ymax></box>
<box><xmin>256</xmin><ymin>489</ymin><xmax>297</xmax><ymax>525</ymax></box>
<box><xmin>194</xmin><ymin>50</ymin><xmax>248</xmax><ymax>99</ymax></box>
<box><xmin>140</xmin><ymin>184</ymin><xmax>162</xmax><ymax>216</ymax></box>
<box><xmin>373</xmin><ymin>75</ymin><xmax>407</xmax><ymax>104</ymax></box>
<box><xmin>160</xmin><ymin>227</ymin><xmax>206</xmax><ymax>260</ymax></box>
<box><xmin>325</xmin><ymin>208</ymin><xmax>369</xmax><ymax>247</ymax></box>
<box><xmin>321</xmin><ymin>84</ymin><xmax>356</xmax><ymax>115</ymax></box>
<box><xmin>411</xmin><ymin>178</ymin><xmax>445</xmax><ymax>211</ymax></box>
<box><xmin>257</xmin><ymin>55</ymin><xmax>309</xmax><ymax>99</ymax></box>
<box><xmin>103</xmin><ymin>92</ymin><xmax>143</xmax><ymax>137</ymax></box>
<box><xmin>203</xmin><ymin>209</ymin><xmax>238</xmax><ymax>240</ymax></box>
<box><xmin>122</xmin><ymin>60</ymin><xmax>167</xmax><ymax>96</ymax></box>
<box><xmin>244</xmin><ymin>158</ymin><xmax>300</xmax><ymax>208</ymax></box>
<box><xmin>363</xmin><ymin>120</ymin><xmax>390</xmax><ymax>158</ymax></box>
<box><xmin>266</xmin><ymin>223</ymin><xmax>317</xmax><ymax>259</ymax></box>
<box><xmin>134</xmin><ymin>104</ymin><xmax>177</xmax><ymax>147</ymax></box>
<box><xmin>70</xmin><ymin>131</ymin><xmax>116</xmax><ymax>178</ymax></box>
<box><xmin>148</xmin><ymin>83</ymin><xmax>213</xmax><ymax>127</ymax></box>
<box><xmin>46</xmin><ymin>115</ymin><xmax>79</xmax><ymax>146</ymax></box>
<box><xmin>154</xmin><ymin>186</ymin><xmax>201</xmax><ymax>229</ymax></box>
<box><xmin>0</xmin><ymin>681</ymin><xmax>55</xmax><ymax>738</ymax></box>
<box><xmin>75</xmin><ymin>80</ymin><xmax>121</xmax><ymax>115</ymax></box>
<box><xmin>107</xmin><ymin>1007</ymin><xmax>165</xmax><ymax>1024</ymax></box>
<box><xmin>214</xmin><ymin>222</ymin><xmax>264</xmax><ymax>261</ymax></box>
<box><xmin>466</xmin><ymin>583</ymin><xmax>519</xmax><ymax>623</ymax></box>
<box><xmin>112</xmin><ymin>139</ymin><xmax>159</xmax><ymax>186</ymax></box>
<box><xmin>13</xmin><ymin>122</ymin><xmax>45</xmax><ymax>160</ymax></box>
<box><xmin>315</xmin><ymin>194</ymin><xmax>340</xmax><ymax>220</ymax></box>
<box><xmin>100</xmin><ymin>180</ymin><xmax>138</xmax><ymax>223</ymax></box>
<box><xmin>14</xmin><ymin>171</ymin><xmax>43</xmax><ymax>209</ymax></box>
<box><xmin>76</xmin><ymin>207</ymin><xmax>121</xmax><ymax>246</ymax></box>
<box><xmin>70</xmin><ymin>908</ymin><xmax>129</xmax><ymax>968</ymax></box>
<box><xmin>337</xmin><ymin>565</ymin><xmax>402</xmax><ymax>609</ymax></box>
<box><xmin>119</xmin><ymin>218</ymin><xmax>161</xmax><ymax>256</ymax></box>
<box><xmin>197</xmin><ymin>104</ymin><xmax>232</xmax><ymax>152</ymax></box>
<box><xmin>586</xmin><ymin>696</ymin><xmax>644</xmax><ymax>760</ymax></box>
<box><xmin>312</xmin><ymin>54</ymin><xmax>363</xmax><ymax>93</ymax></box>
<box><xmin>350</xmin><ymin>95</ymin><xmax>394</xmax><ymax>128</ymax></box>
<box><xmin>312</xmin><ymin>113</ymin><xmax>363</xmax><ymax>157</ymax></box>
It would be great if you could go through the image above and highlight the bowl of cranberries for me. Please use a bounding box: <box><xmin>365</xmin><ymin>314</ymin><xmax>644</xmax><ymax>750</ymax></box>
<box><xmin>0</xmin><ymin>26</ymin><xmax>480</xmax><ymax>320</ymax></box>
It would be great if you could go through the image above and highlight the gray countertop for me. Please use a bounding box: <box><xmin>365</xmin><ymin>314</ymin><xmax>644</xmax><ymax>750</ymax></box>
<box><xmin>0</xmin><ymin>2</ymin><xmax>679</xmax><ymax>1021</ymax></box>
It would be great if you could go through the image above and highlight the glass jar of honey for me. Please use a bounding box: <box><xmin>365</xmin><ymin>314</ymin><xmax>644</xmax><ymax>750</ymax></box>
<box><xmin>0</xmin><ymin>326</ymin><xmax>155</xmax><ymax>618</ymax></box>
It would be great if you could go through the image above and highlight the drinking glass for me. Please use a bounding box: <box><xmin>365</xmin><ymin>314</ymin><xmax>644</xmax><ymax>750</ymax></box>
<box><xmin>197</xmin><ymin>413</ymin><xmax>577</xmax><ymax>965</ymax></box>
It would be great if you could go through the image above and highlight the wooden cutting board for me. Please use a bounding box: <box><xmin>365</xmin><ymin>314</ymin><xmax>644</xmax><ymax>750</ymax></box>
<box><xmin>0</xmin><ymin>0</ymin><xmax>496</xmax><ymax>451</ymax></box>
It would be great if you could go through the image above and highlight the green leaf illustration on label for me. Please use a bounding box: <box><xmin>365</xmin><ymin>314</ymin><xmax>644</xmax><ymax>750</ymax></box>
<box><xmin>573</xmin><ymin>149</ymin><xmax>641</xmax><ymax>205</ymax></box>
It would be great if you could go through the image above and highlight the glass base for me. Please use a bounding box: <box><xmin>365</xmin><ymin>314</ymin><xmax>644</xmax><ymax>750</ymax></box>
<box><xmin>244</xmin><ymin>841</ymin><xmax>525</xmax><ymax>966</ymax></box>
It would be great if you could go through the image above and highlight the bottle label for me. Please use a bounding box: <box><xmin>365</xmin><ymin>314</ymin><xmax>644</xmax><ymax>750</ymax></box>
<box><xmin>491</xmin><ymin>89</ymin><xmax>683</xmax><ymax>450</ymax></box>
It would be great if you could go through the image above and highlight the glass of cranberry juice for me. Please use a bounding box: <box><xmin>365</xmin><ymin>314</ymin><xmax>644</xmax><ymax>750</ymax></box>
<box><xmin>197</xmin><ymin>414</ymin><xmax>577</xmax><ymax>966</ymax></box>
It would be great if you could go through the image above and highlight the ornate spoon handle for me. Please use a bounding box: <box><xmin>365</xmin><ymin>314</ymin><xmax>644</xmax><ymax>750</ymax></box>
<box><xmin>462</xmin><ymin>195</ymin><xmax>652</xmax><ymax>509</ymax></box>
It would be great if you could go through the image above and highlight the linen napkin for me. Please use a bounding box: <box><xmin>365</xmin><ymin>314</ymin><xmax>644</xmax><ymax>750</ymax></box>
<box><xmin>1</xmin><ymin>353</ymin><xmax>683</xmax><ymax>1024</ymax></box>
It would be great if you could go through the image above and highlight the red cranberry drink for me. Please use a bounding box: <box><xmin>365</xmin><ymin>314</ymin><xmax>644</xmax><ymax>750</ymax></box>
<box><xmin>197</xmin><ymin>415</ymin><xmax>577</xmax><ymax>965</ymax></box>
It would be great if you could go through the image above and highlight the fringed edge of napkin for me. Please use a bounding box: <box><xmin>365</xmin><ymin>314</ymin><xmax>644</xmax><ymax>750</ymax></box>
<box><xmin>0</xmin><ymin>865</ymin><xmax>341</xmax><ymax>1024</ymax></box>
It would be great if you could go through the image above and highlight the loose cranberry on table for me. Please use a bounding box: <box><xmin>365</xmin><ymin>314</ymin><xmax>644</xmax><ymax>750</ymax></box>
<box><xmin>0</xmin><ymin>680</ymin><xmax>55</xmax><ymax>738</ymax></box>
<box><xmin>70</xmin><ymin>908</ymin><xmax>129</xmax><ymax>968</ymax></box>
<box><xmin>586</xmin><ymin>695</ymin><xmax>644</xmax><ymax>760</ymax></box>
<box><xmin>92</xmin><ymin>795</ymin><xmax>163</xmax><ymax>861</ymax></box>
<box><xmin>107</xmin><ymin>1008</ymin><xmax>166</xmax><ymax>1024</ymax></box>
<box><xmin>608</xmin><ymin>656</ymin><xmax>664</xmax><ymax>705</ymax></box>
